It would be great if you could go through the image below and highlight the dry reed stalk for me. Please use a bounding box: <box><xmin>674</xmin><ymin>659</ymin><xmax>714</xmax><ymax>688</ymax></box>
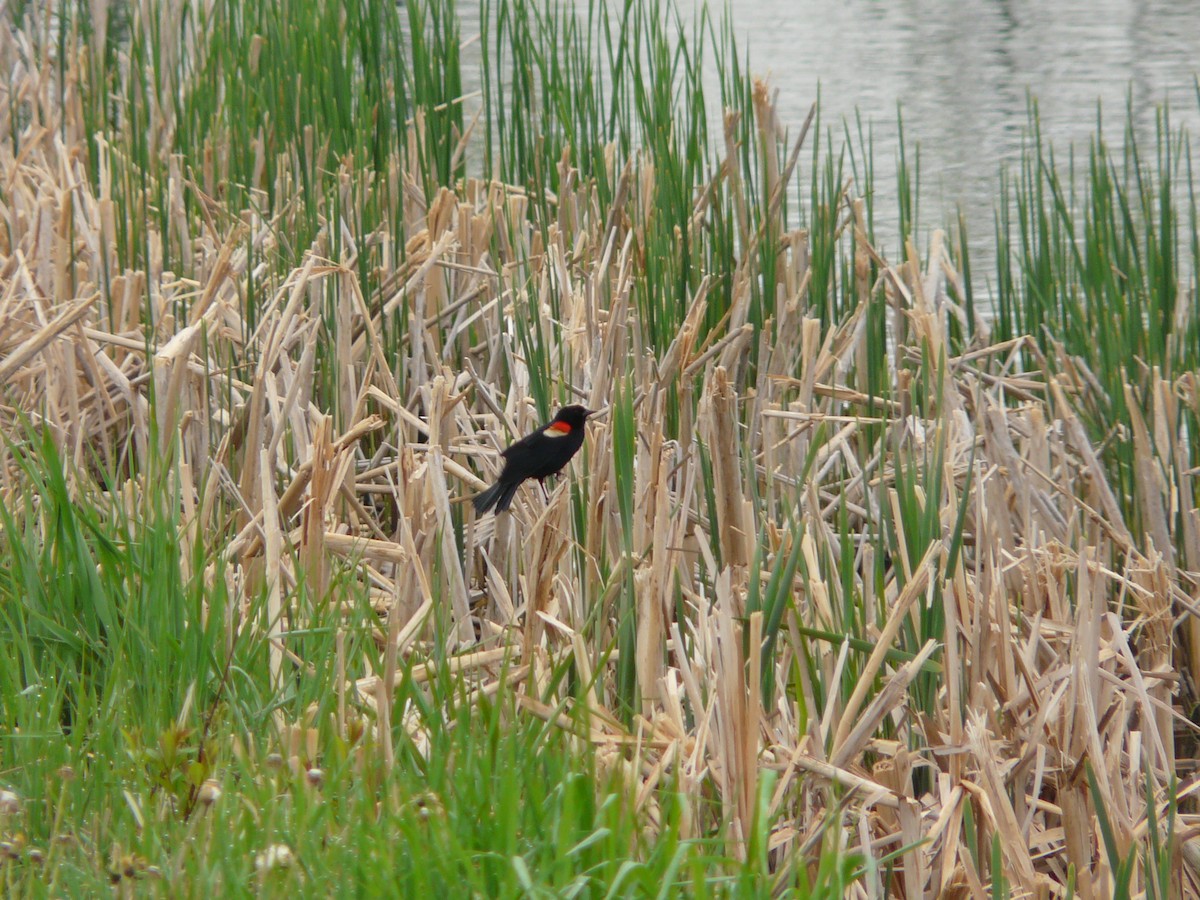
<box><xmin>521</xmin><ymin>490</ymin><xmax>572</xmax><ymax>665</ymax></box>
<box><xmin>699</xmin><ymin>365</ymin><xmax>751</xmax><ymax>568</ymax></box>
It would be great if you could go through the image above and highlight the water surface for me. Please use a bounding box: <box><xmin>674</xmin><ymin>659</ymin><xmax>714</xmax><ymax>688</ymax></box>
<box><xmin>714</xmin><ymin>0</ymin><xmax>1200</xmax><ymax>275</ymax></box>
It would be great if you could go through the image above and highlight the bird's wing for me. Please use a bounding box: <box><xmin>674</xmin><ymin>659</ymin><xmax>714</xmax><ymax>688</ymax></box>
<box><xmin>499</xmin><ymin>431</ymin><xmax>536</xmax><ymax>458</ymax></box>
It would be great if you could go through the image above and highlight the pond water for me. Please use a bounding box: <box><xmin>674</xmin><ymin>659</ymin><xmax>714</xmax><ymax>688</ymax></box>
<box><xmin>710</xmin><ymin>0</ymin><xmax>1200</xmax><ymax>279</ymax></box>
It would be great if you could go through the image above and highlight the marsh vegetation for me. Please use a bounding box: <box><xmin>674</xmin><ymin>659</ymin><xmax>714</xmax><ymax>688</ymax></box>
<box><xmin>1</xmin><ymin>0</ymin><xmax>1199</xmax><ymax>895</ymax></box>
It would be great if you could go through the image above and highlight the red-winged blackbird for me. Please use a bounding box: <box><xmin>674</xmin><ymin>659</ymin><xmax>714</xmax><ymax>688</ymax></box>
<box><xmin>473</xmin><ymin>405</ymin><xmax>595</xmax><ymax>515</ymax></box>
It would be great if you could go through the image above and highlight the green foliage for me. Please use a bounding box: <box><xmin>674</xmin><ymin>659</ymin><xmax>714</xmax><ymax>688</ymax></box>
<box><xmin>990</xmin><ymin>98</ymin><xmax>1200</xmax><ymax>538</ymax></box>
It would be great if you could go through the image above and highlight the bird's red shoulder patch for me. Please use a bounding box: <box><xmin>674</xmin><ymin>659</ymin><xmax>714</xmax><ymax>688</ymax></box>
<box><xmin>545</xmin><ymin>421</ymin><xmax>572</xmax><ymax>436</ymax></box>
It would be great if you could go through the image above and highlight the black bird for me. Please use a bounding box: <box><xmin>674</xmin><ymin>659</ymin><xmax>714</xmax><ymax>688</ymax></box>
<box><xmin>473</xmin><ymin>405</ymin><xmax>595</xmax><ymax>515</ymax></box>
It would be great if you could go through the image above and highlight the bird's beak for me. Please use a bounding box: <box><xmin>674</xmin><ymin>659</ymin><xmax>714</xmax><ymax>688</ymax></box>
<box><xmin>584</xmin><ymin>407</ymin><xmax>607</xmax><ymax>420</ymax></box>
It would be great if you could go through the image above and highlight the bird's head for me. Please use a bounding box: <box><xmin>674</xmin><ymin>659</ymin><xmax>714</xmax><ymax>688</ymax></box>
<box><xmin>549</xmin><ymin>405</ymin><xmax>594</xmax><ymax>433</ymax></box>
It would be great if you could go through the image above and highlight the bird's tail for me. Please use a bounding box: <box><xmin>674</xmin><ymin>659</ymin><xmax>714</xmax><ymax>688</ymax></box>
<box><xmin>473</xmin><ymin>480</ymin><xmax>521</xmax><ymax>515</ymax></box>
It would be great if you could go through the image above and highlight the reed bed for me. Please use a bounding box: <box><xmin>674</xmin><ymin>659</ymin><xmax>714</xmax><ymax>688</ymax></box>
<box><xmin>1</xmin><ymin>0</ymin><xmax>1199</xmax><ymax>896</ymax></box>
